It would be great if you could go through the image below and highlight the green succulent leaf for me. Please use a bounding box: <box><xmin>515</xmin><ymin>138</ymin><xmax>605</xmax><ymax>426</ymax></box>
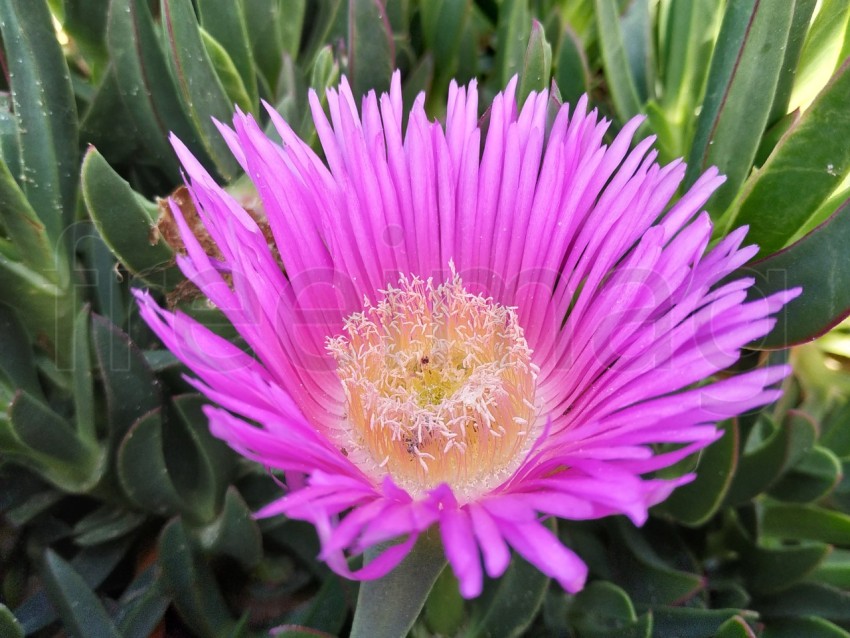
<box><xmin>593</xmin><ymin>0</ymin><xmax>642</xmax><ymax>122</ymax></box>
<box><xmin>554</xmin><ymin>25</ymin><xmax>590</xmax><ymax>107</ymax></box>
<box><xmin>656</xmin><ymin>419</ymin><xmax>738</xmax><ymax>525</ymax></box>
<box><xmin>0</xmin><ymin>0</ymin><xmax>79</xmax><ymax>240</ymax></box>
<box><xmin>789</xmin><ymin>0</ymin><xmax>850</xmax><ymax>112</ymax></box>
<box><xmin>161</xmin><ymin>0</ymin><xmax>240</xmax><ymax>179</ymax></box>
<box><xmin>283</xmin><ymin>574</ymin><xmax>350</xmax><ymax>636</ymax></box>
<box><xmin>464</xmin><ymin>520</ymin><xmax>555</xmax><ymax>638</ymax></box>
<box><xmin>196</xmin><ymin>0</ymin><xmax>258</xmax><ymax>109</ymax></box>
<box><xmin>194</xmin><ymin>486</ymin><xmax>261</xmax><ymax>568</ymax></box>
<box><xmin>651</xmin><ymin>608</ymin><xmax>759</xmax><ymax>638</ymax></box>
<box><xmin>721</xmin><ymin>58</ymin><xmax>850</xmax><ymax>256</ymax></box>
<box><xmin>619</xmin><ymin>0</ymin><xmax>654</xmax><ymax>105</ymax></box>
<box><xmin>117</xmin><ymin>408</ymin><xmax>184</xmax><ymax>516</ymax></box>
<box><xmin>685</xmin><ymin>0</ymin><xmax>796</xmax><ymax>215</ymax></box>
<box><xmin>724</xmin><ymin>412</ymin><xmax>817</xmax><ymax>507</ymax></box>
<box><xmin>0</xmin><ymin>158</ymin><xmax>57</xmax><ymax>277</ymax></box>
<box><xmin>0</xmin><ymin>303</ymin><xmax>43</xmax><ymax>399</ymax></box>
<box><xmin>199</xmin><ymin>29</ymin><xmax>254</xmax><ymax>115</ymax></box>
<box><xmin>768</xmin><ymin>445</ymin><xmax>843</xmax><ymax>503</ymax></box>
<box><xmin>763</xmin><ymin>617</ymin><xmax>850</xmax><ymax>638</ymax></box>
<box><xmin>518</xmin><ymin>20</ymin><xmax>552</xmax><ymax>106</ymax></box>
<box><xmin>755</xmin><ymin>582</ymin><xmax>850</xmax><ymax>623</ymax></box>
<box><xmin>72</xmin><ymin>505</ymin><xmax>146</xmax><ymax>546</ymax></box>
<box><xmin>348</xmin><ymin>0</ymin><xmax>395</xmax><ymax>100</ymax></box>
<box><xmin>768</xmin><ymin>0</ymin><xmax>818</xmax><ymax>124</ymax></box>
<box><xmin>41</xmin><ymin>550</ymin><xmax>121</xmax><ymax>638</ymax></box>
<box><xmin>158</xmin><ymin>517</ymin><xmax>238</xmax><ymax>637</ymax></box>
<box><xmin>566</xmin><ymin>581</ymin><xmax>652</xmax><ymax>638</ymax></box>
<box><xmin>714</xmin><ymin>616</ymin><xmax>758</xmax><ymax>638</ymax></box>
<box><xmin>2</xmin><ymin>390</ymin><xmax>103</xmax><ymax>490</ymax></box>
<box><xmin>493</xmin><ymin>0</ymin><xmax>531</xmax><ymax>87</ymax></box>
<box><xmin>91</xmin><ymin>314</ymin><xmax>162</xmax><ymax>445</ymax></box>
<box><xmin>420</xmin><ymin>0</ymin><xmax>470</xmax><ymax>92</ymax></box>
<box><xmin>763</xmin><ymin>503</ymin><xmax>850</xmax><ymax>544</ymax></box>
<box><xmin>113</xmin><ymin>567</ymin><xmax>170</xmax><ymax>638</ymax></box>
<box><xmin>742</xmin><ymin>541</ymin><xmax>831</xmax><ymax>596</ymax></box>
<box><xmin>742</xmin><ymin>197</ymin><xmax>850</xmax><ymax>348</ymax></box>
<box><xmin>424</xmin><ymin>567</ymin><xmax>465</xmax><ymax>636</ymax></box>
<box><xmin>106</xmin><ymin>0</ymin><xmax>198</xmax><ymax>174</ymax></box>
<box><xmin>350</xmin><ymin>531</ymin><xmax>447</xmax><ymax>638</ymax></box>
<box><xmin>0</xmin><ymin>604</ymin><xmax>23</xmax><ymax>638</ymax></box>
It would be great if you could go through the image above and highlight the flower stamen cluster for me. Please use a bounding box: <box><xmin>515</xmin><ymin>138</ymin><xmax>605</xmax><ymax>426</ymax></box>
<box><xmin>327</xmin><ymin>272</ymin><xmax>539</xmax><ymax>500</ymax></box>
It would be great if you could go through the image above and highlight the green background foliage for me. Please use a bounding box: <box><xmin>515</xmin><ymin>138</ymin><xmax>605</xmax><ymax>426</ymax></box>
<box><xmin>0</xmin><ymin>0</ymin><xmax>849</xmax><ymax>636</ymax></box>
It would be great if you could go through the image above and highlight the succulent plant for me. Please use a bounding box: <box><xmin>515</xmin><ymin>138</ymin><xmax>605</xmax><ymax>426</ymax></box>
<box><xmin>0</xmin><ymin>1</ymin><xmax>849</xmax><ymax>637</ymax></box>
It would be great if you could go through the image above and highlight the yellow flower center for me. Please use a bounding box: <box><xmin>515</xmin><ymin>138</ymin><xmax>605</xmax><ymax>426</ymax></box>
<box><xmin>327</xmin><ymin>271</ymin><xmax>539</xmax><ymax>500</ymax></box>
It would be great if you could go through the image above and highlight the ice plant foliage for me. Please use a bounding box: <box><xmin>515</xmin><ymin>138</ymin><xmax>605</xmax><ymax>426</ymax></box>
<box><xmin>136</xmin><ymin>73</ymin><xmax>799</xmax><ymax>598</ymax></box>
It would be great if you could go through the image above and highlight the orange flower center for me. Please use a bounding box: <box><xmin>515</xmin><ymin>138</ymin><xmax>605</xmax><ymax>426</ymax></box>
<box><xmin>327</xmin><ymin>271</ymin><xmax>539</xmax><ymax>499</ymax></box>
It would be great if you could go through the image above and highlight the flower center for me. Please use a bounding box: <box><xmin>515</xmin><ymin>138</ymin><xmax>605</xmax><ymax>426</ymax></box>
<box><xmin>327</xmin><ymin>272</ymin><xmax>539</xmax><ymax>500</ymax></box>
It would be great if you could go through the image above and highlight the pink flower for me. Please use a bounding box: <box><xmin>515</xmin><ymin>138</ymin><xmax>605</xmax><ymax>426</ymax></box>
<box><xmin>136</xmin><ymin>73</ymin><xmax>799</xmax><ymax>598</ymax></box>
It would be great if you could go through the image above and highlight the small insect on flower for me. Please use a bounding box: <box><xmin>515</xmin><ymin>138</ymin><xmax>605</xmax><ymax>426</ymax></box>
<box><xmin>136</xmin><ymin>72</ymin><xmax>799</xmax><ymax>598</ymax></box>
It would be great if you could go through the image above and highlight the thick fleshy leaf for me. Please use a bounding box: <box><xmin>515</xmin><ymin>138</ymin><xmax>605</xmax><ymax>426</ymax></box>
<box><xmin>0</xmin><ymin>158</ymin><xmax>56</xmax><ymax>276</ymax></box>
<box><xmin>199</xmin><ymin>30</ymin><xmax>254</xmax><ymax>115</ymax></box>
<box><xmin>685</xmin><ymin>0</ymin><xmax>795</xmax><ymax>215</ymax></box>
<box><xmin>657</xmin><ymin>0</ymin><xmax>722</xmax><ymax>129</ymax></box>
<box><xmin>723</xmin><ymin>412</ymin><xmax>816</xmax><ymax>507</ymax></box>
<box><xmin>0</xmin><ymin>303</ymin><xmax>42</xmax><ymax>398</ymax></box>
<box><xmin>41</xmin><ymin>550</ymin><xmax>121</xmax><ymax>638</ymax></box>
<box><xmin>113</xmin><ymin>567</ymin><xmax>170</xmax><ymax>638</ymax></box>
<box><xmin>347</xmin><ymin>0</ymin><xmax>395</xmax><ymax>100</ymax></box>
<box><xmin>117</xmin><ymin>408</ymin><xmax>184</xmax><ymax>516</ymax></box>
<box><xmin>161</xmin><ymin>0</ymin><xmax>239</xmax><ymax>178</ymax></box>
<box><xmin>194</xmin><ymin>486</ymin><xmax>261</xmax><ymax>568</ymax></box>
<box><xmin>721</xmin><ymin>58</ymin><xmax>850</xmax><ymax>255</ymax></box>
<box><xmin>168</xmin><ymin>394</ymin><xmax>234</xmax><ymax>521</ymax></box>
<box><xmin>566</xmin><ymin>581</ymin><xmax>651</xmax><ymax>638</ymax></box>
<box><xmin>554</xmin><ymin>25</ymin><xmax>590</xmax><ymax>106</ymax></box>
<box><xmin>743</xmin><ymin>198</ymin><xmax>850</xmax><ymax>348</ymax></box>
<box><xmin>593</xmin><ymin>0</ymin><xmax>642</xmax><ymax>122</ymax></box>
<box><xmin>755</xmin><ymin>582</ymin><xmax>850</xmax><ymax>622</ymax></box>
<box><xmin>493</xmin><ymin>0</ymin><xmax>530</xmax><ymax>86</ymax></box>
<box><xmin>196</xmin><ymin>0</ymin><xmax>258</xmax><ymax>109</ymax></box>
<box><xmin>619</xmin><ymin>0</ymin><xmax>654</xmax><ymax>104</ymax></box>
<box><xmin>91</xmin><ymin>314</ymin><xmax>162</xmax><ymax>444</ymax></box>
<box><xmin>813</xmin><ymin>549</ymin><xmax>850</xmax><ymax>589</ymax></box>
<box><xmin>0</xmin><ymin>0</ymin><xmax>78</xmax><ymax>239</ymax></box>
<box><xmin>425</xmin><ymin>568</ymin><xmax>465</xmax><ymax>636</ymax></box>
<box><xmin>742</xmin><ymin>541</ymin><xmax>831</xmax><ymax>595</ymax></box>
<box><xmin>0</xmin><ymin>604</ymin><xmax>23</xmax><ymax>638</ymax></box>
<box><xmin>768</xmin><ymin>445</ymin><xmax>843</xmax><ymax>503</ymax></box>
<box><xmin>768</xmin><ymin>0</ymin><xmax>818</xmax><ymax>123</ymax></box>
<box><xmin>283</xmin><ymin>575</ymin><xmax>350</xmax><ymax>636</ymax></box>
<box><xmin>465</xmin><ymin>522</ymin><xmax>554</xmax><ymax>638</ymax></box>
<box><xmin>158</xmin><ymin>518</ymin><xmax>237</xmax><ymax>635</ymax></box>
<box><xmin>71</xmin><ymin>305</ymin><xmax>96</xmax><ymax>446</ymax></box>
<box><xmin>763</xmin><ymin>617</ymin><xmax>850</xmax><ymax>638</ymax></box>
<box><xmin>789</xmin><ymin>0</ymin><xmax>850</xmax><ymax>112</ymax></box>
<box><xmin>350</xmin><ymin>531</ymin><xmax>447</xmax><ymax>638</ymax></box>
<box><xmin>2</xmin><ymin>390</ymin><xmax>103</xmax><ymax>490</ymax></box>
<box><xmin>518</xmin><ymin>20</ymin><xmax>552</xmax><ymax>106</ymax></box>
<box><xmin>652</xmin><ymin>609</ymin><xmax>759</xmax><ymax>638</ymax></box>
<box><xmin>610</xmin><ymin>521</ymin><xmax>704</xmax><ymax>606</ymax></box>
<box><xmin>715</xmin><ymin>616</ymin><xmax>758</xmax><ymax>638</ymax></box>
<box><xmin>72</xmin><ymin>505</ymin><xmax>146</xmax><ymax>546</ymax></box>
<box><xmin>419</xmin><ymin>0</ymin><xmax>470</xmax><ymax>90</ymax></box>
<box><xmin>656</xmin><ymin>420</ymin><xmax>738</xmax><ymax>525</ymax></box>
<box><xmin>106</xmin><ymin>0</ymin><xmax>198</xmax><ymax>174</ymax></box>
<box><xmin>300</xmin><ymin>0</ymin><xmax>344</xmax><ymax>70</ymax></box>
<box><xmin>763</xmin><ymin>503</ymin><xmax>850</xmax><ymax>544</ymax></box>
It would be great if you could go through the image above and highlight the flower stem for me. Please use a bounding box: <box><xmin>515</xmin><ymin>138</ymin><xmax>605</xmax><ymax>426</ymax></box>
<box><xmin>349</xmin><ymin>531</ymin><xmax>447</xmax><ymax>638</ymax></box>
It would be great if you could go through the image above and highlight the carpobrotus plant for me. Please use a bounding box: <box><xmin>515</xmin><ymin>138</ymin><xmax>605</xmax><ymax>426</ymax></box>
<box><xmin>2</xmin><ymin>2</ymin><xmax>850</xmax><ymax>638</ymax></box>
